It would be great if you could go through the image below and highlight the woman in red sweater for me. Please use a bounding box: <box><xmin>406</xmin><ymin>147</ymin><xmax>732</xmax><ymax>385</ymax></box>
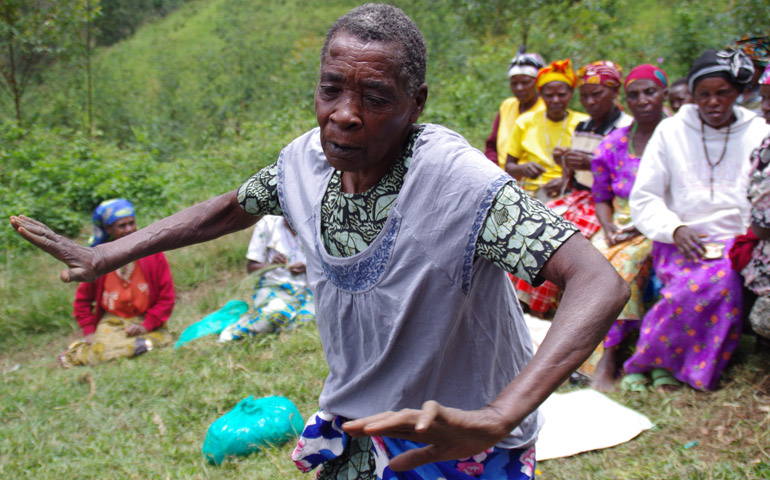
<box><xmin>58</xmin><ymin>199</ymin><xmax>175</xmax><ymax>367</ymax></box>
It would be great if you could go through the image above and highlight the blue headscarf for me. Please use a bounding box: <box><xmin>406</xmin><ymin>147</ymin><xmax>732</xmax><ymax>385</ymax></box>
<box><xmin>89</xmin><ymin>198</ymin><xmax>136</xmax><ymax>247</ymax></box>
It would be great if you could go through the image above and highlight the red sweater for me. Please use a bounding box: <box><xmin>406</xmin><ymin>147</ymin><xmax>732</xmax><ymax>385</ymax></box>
<box><xmin>73</xmin><ymin>252</ymin><xmax>175</xmax><ymax>335</ymax></box>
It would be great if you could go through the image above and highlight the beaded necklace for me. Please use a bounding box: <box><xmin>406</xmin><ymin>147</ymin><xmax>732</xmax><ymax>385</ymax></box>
<box><xmin>700</xmin><ymin>117</ymin><xmax>731</xmax><ymax>201</ymax></box>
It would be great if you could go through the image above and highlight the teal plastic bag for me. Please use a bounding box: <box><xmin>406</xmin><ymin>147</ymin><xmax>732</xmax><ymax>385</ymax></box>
<box><xmin>202</xmin><ymin>395</ymin><xmax>304</xmax><ymax>465</ymax></box>
<box><xmin>174</xmin><ymin>300</ymin><xmax>248</xmax><ymax>348</ymax></box>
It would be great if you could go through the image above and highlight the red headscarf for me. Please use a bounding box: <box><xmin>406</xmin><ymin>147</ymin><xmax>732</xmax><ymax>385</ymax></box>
<box><xmin>624</xmin><ymin>64</ymin><xmax>668</xmax><ymax>90</ymax></box>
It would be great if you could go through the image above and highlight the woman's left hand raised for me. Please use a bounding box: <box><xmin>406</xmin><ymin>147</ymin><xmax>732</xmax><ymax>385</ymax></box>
<box><xmin>341</xmin><ymin>400</ymin><xmax>510</xmax><ymax>471</ymax></box>
<box><xmin>10</xmin><ymin>215</ymin><xmax>100</xmax><ymax>283</ymax></box>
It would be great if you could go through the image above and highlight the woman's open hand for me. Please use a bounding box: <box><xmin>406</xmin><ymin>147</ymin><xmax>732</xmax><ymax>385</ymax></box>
<box><xmin>10</xmin><ymin>215</ymin><xmax>100</xmax><ymax>282</ymax></box>
<box><xmin>342</xmin><ymin>400</ymin><xmax>510</xmax><ymax>471</ymax></box>
<box><xmin>673</xmin><ymin>225</ymin><xmax>705</xmax><ymax>260</ymax></box>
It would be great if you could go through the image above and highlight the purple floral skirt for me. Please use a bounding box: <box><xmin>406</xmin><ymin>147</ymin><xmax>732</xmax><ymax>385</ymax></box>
<box><xmin>623</xmin><ymin>241</ymin><xmax>743</xmax><ymax>390</ymax></box>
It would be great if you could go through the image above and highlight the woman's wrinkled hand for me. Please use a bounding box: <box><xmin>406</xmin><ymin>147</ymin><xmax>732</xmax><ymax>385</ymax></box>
<box><xmin>342</xmin><ymin>400</ymin><xmax>510</xmax><ymax>472</ymax></box>
<box><xmin>125</xmin><ymin>324</ymin><xmax>148</xmax><ymax>337</ymax></box>
<box><xmin>518</xmin><ymin>162</ymin><xmax>546</xmax><ymax>179</ymax></box>
<box><xmin>10</xmin><ymin>215</ymin><xmax>100</xmax><ymax>283</ymax></box>
<box><xmin>563</xmin><ymin>150</ymin><xmax>592</xmax><ymax>171</ymax></box>
<box><xmin>673</xmin><ymin>225</ymin><xmax>705</xmax><ymax>260</ymax></box>
<box><xmin>544</xmin><ymin>177</ymin><xmax>566</xmax><ymax>198</ymax></box>
<box><xmin>288</xmin><ymin>262</ymin><xmax>306</xmax><ymax>274</ymax></box>
<box><xmin>271</xmin><ymin>252</ymin><xmax>288</xmax><ymax>265</ymax></box>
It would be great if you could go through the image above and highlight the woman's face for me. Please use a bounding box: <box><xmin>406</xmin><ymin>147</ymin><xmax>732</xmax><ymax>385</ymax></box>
<box><xmin>625</xmin><ymin>79</ymin><xmax>666</xmax><ymax>125</ymax></box>
<box><xmin>105</xmin><ymin>216</ymin><xmax>137</xmax><ymax>241</ymax></box>
<box><xmin>760</xmin><ymin>84</ymin><xmax>770</xmax><ymax>124</ymax></box>
<box><xmin>579</xmin><ymin>83</ymin><xmax>618</xmax><ymax>123</ymax></box>
<box><xmin>540</xmin><ymin>81</ymin><xmax>573</xmax><ymax>121</ymax></box>
<box><xmin>693</xmin><ymin>76</ymin><xmax>739</xmax><ymax>129</ymax></box>
<box><xmin>668</xmin><ymin>84</ymin><xmax>692</xmax><ymax>113</ymax></box>
<box><xmin>509</xmin><ymin>74</ymin><xmax>537</xmax><ymax>104</ymax></box>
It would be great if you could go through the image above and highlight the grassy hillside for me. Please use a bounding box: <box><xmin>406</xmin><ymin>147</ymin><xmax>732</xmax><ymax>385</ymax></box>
<box><xmin>2</xmin><ymin>0</ymin><xmax>770</xmax><ymax>478</ymax></box>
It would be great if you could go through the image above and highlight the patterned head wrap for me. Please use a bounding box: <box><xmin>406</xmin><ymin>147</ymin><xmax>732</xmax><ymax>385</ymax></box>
<box><xmin>760</xmin><ymin>64</ymin><xmax>770</xmax><ymax>86</ymax></box>
<box><xmin>725</xmin><ymin>36</ymin><xmax>770</xmax><ymax>67</ymax></box>
<box><xmin>624</xmin><ymin>64</ymin><xmax>668</xmax><ymax>90</ymax></box>
<box><xmin>89</xmin><ymin>198</ymin><xmax>136</xmax><ymax>247</ymax></box>
<box><xmin>688</xmin><ymin>49</ymin><xmax>754</xmax><ymax>93</ymax></box>
<box><xmin>507</xmin><ymin>51</ymin><xmax>546</xmax><ymax>78</ymax></box>
<box><xmin>536</xmin><ymin>59</ymin><xmax>577</xmax><ymax>90</ymax></box>
<box><xmin>577</xmin><ymin>60</ymin><xmax>623</xmax><ymax>88</ymax></box>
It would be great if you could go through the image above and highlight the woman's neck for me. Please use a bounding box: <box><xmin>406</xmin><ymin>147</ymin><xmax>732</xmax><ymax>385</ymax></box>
<box><xmin>519</xmin><ymin>96</ymin><xmax>538</xmax><ymax>113</ymax></box>
<box><xmin>546</xmin><ymin>110</ymin><xmax>567</xmax><ymax>121</ymax></box>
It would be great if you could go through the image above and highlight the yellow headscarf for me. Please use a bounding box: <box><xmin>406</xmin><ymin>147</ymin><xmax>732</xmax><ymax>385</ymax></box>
<box><xmin>536</xmin><ymin>59</ymin><xmax>577</xmax><ymax>90</ymax></box>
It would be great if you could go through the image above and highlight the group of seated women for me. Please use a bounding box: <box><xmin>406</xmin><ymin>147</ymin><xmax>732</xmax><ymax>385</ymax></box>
<box><xmin>488</xmin><ymin>45</ymin><xmax>770</xmax><ymax>393</ymax></box>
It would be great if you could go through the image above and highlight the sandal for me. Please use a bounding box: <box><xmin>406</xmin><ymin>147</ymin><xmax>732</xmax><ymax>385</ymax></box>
<box><xmin>651</xmin><ymin>368</ymin><xmax>682</xmax><ymax>392</ymax></box>
<box><xmin>620</xmin><ymin>372</ymin><xmax>649</xmax><ymax>392</ymax></box>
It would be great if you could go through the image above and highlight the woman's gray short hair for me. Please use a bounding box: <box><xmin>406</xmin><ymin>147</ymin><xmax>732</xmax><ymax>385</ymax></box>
<box><xmin>321</xmin><ymin>3</ymin><xmax>427</xmax><ymax>95</ymax></box>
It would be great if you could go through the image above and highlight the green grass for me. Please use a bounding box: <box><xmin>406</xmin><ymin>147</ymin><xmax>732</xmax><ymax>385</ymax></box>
<box><xmin>3</xmin><ymin>0</ymin><xmax>769</xmax><ymax>478</ymax></box>
<box><xmin>3</xmin><ymin>235</ymin><xmax>770</xmax><ymax>478</ymax></box>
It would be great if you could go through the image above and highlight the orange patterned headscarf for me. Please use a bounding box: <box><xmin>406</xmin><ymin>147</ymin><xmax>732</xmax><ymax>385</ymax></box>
<box><xmin>536</xmin><ymin>59</ymin><xmax>578</xmax><ymax>90</ymax></box>
<box><xmin>577</xmin><ymin>60</ymin><xmax>623</xmax><ymax>88</ymax></box>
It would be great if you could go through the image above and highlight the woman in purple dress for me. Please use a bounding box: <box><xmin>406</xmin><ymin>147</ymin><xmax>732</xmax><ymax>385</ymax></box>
<box><xmin>589</xmin><ymin>64</ymin><xmax>668</xmax><ymax>391</ymax></box>
<box><xmin>629</xmin><ymin>50</ymin><xmax>770</xmax><ymax>391</ymax></box>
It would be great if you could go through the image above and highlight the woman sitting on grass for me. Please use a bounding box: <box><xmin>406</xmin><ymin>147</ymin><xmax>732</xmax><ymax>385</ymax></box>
<box><xmin>484</xmin><ymin>50</ymin><xmax>546</xmax><ymax>169</ymax></box>
<box><xmin>219</xmin><ymin>215</ymin><xmax>314</xmax><ymax>341</ymax></box>
<box><xmin>58</xmin><ymin>199</ymin><xmax>174</xmax><ymax>367</ymax></box>
<box><xmin>505</xmin><ymin>59</ymin><xmax>589</xmax><ymax>317</ymax></box>
<box><xmin>588</xmin><ymin>64</ymin><xmax>669</xmax><ymax>391</ymax></box>
<box><xmin>628</xmin><ymin>50</ymin><xmax>770</xmax><ymax>391</ymax></box>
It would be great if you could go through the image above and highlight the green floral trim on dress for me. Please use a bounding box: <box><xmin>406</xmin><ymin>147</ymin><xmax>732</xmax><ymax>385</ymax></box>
<box><xmin>320</xmin><ymin>126</ymin><xmax>423</xmax><ymax>257</ymax></box>
<box><xmin>237</xmin><ymin>162</ymin><xmax>283</xmax><ymax>216</ymax></box>
<box><xmin>479</xmin><ymin>183</ymin><xmax>577</xmax><ymax>284</ymax></box>
<box><xmin>236</xmin><ymin>127</ymin><xmax>577</xmax><ymax>283</ymax></box>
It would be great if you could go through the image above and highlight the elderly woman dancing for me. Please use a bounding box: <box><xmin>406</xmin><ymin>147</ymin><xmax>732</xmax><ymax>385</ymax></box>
<box><xmin>485</xmin><ymin>51</ymin><xmax>546</xmax><ymax>168</ymax></box>
<box><xmin>59</xmin><ymin>199</ymin><xmax>174</xmax><ymax>367</ymax></box>
<box><xmin>12</xmin><ymin>4</ymin><xmax>629</xmax><ymax>478</ymax></box>
<box><xmin>628</xmin><ymin>50</ymin><xmax>770</xmax><ymax>391</ymax></box>
<box><xmin>588</xmin><ymin>65</ymin><xmax>669</xmax><ymax>391</ymax></box>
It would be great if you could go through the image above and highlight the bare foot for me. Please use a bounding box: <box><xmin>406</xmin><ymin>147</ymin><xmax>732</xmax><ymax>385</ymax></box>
<box><xmin>591</xmin><ymin>345</ymin><xmax>619</xmax><ymax>392</ymax></box>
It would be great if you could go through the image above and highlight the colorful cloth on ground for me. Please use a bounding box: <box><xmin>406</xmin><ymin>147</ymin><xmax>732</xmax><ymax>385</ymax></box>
<box><xmin>536</xmin><ymin>59</ymin><xmax>577</xmax><ymax>89</ymax></box>
<box><xmin>577</xmin><ymin>60</ymin><xmax>623</xmax><ymax>88</ymax></box>
<box><xmin>742</xmin><ymin>134</ymin><xmax>770</xmax><ymax>298</ymax></box>
<box><xmin>504</xmin><ymin>109</ymin><xmax>588</xmax><ymax>195</ymax></box>
<box><xmin>59</xmin><ymin>315</ymin><xmax>172</xmax><ymax>367</ymax></box>
<box><xmin>485</xmin><ymin>96</ymin><xmax>546</xmax><ymax>167</ymax></box>
<box><xmin>89</xmin><ymin>198</ymin><xmax>136</xmax><ymax>246</ymax></box>
<box><xmin>218</xmin><ymin>276</ymin><xmax>315</xmax><ymax>340</ymax></box>
<box><xmin>292</xmin><ymin>411</ymin><xmax>536</xmax><ymax>479</ymax></box>
<box><xmin>623</xmin><ymin>240</ymin><xmax>743</xmax><ymax>390</ymax></box>
<box><xmin>73</xmin><ymin>252</ymin><xmax>175</xmax><ymax>335</ymax></box>
<box><xmin>624</xmin><ymin>64</ymin><xmax>668</xmax><ymax>90</ymax></box>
